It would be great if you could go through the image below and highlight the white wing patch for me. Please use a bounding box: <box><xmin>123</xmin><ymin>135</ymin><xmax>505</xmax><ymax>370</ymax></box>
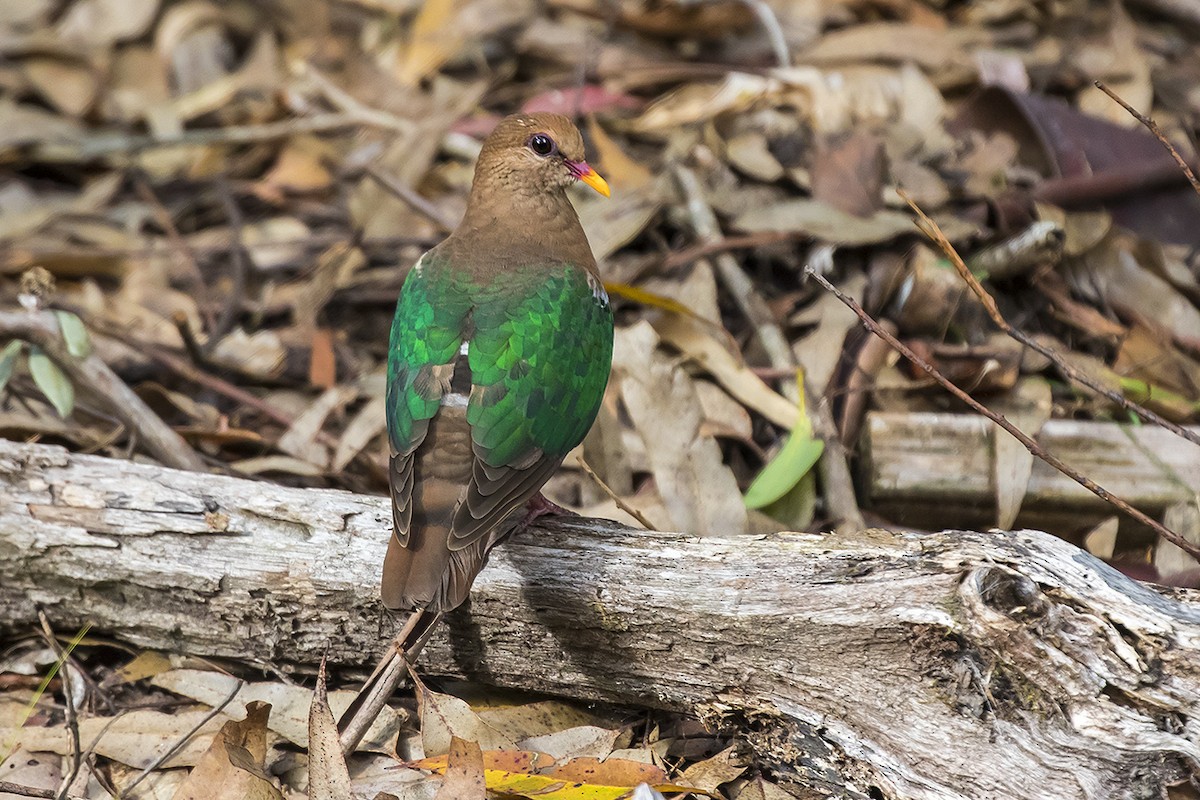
<box><xmin>586</xmin><ymin>272</ymin><xmax>609</xmax><ymax>308</ymax></box>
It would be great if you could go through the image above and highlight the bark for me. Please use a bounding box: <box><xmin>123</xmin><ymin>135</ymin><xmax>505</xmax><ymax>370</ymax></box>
<box><xmin>0</xmin><ymin>439</ymin><xmax>1197</xmax><ymax>800</ymax></box>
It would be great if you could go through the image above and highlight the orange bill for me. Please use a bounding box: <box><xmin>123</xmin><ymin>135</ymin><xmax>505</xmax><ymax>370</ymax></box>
<box><xmin>572</xmin><ymin>162</ymin><xmax>611</xmax><ymax>197</ymax></box>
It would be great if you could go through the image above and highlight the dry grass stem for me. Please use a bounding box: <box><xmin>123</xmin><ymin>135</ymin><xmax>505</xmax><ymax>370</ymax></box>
<box><xmin>1093</xmin><ymin>80</ymin><xmax>1200</xmax><ymax>199</ymax></box>
<box><xmin>576</xmin><ymin>454</ymin><xmax>658</xmax><ymax>530</ymax></box>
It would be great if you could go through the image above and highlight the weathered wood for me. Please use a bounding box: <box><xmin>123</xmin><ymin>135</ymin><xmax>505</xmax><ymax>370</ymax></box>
<box><xmin>1</xmin><ymin>439</ymin><xmax>1198</xmax><ymax>799</ymax></box>
<box><xmin>863</xmin><ymin>410</ymin><xmax>1200</xmax><ymax>535</ymax></box>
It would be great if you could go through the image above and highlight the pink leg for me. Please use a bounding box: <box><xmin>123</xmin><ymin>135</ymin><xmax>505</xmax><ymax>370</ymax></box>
<box><xmin>518</xmin><ymin>492</ymin><xmax>576</xmax><ymax>529</ymax></box>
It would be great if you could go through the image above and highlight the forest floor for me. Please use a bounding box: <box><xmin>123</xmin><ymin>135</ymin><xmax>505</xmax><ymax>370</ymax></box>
<box><xmin>2</xmin><ymin>0</ymin><xmax>1200</xmax><ymax>797</ymax></box>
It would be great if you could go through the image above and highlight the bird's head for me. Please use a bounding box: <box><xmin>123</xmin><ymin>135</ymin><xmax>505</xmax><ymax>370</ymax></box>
<box><xmin>473</xmin><ymin>112</ymin><xmax>610</xmax><ymax>199</ymax></box>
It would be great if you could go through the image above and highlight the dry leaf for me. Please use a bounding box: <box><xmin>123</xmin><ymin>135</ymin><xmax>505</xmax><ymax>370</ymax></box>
<box><xmin>678</xmin><ymin>745</ymin><xmax>747</xmax><ymax>794</ymax></box>
<box><xmin>652</xmin><ymin>313</ymin><xmax>798</xmax><ymax>429</ymax></box>
<box><xmin>412</xmin><ymin>676</ymin><xmax>517</xmax><ymax>757</ymax></box>
<box><xmin>433</xmin><ymin>737</ymin><xmax>486</xmax><ymax>800</ymax></box>
<box><xmin>170</xmin><ymin>701</ymin><xmax>282</xmax><ymax>800</ymax></box>
<box><xmin>2</xmin><ymin>710</ymin><xmax>227</xmax><ymax>769</ymax></box>
<box><xmin>517</xmin><ymin>726</ymin><xmax>621</xmax><ymax>761</ymax></box>
<box><xmin>307</xmin><ymin>659</ymin><xmax>353</xmax><ymax>800</ymax></box>
<box><xmin>152</xmin><ymin>669</ymin><xmax>402</xmax><ymax>753</ymax></box>
<box><xmin>987</xmin><ymin>377</ymin><xmax>1052</xmax><ymax>530</ymax></box>
<box><xmin>613</xmin><ymin>322</ymin><xmax>747</xmax><ymax>535</ymax></box>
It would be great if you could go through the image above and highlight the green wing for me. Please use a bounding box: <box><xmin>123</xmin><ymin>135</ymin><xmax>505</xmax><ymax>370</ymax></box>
<box><xmin>450</xmin><ymin>266</ymin><xmax>613</xmax><ymax>547</ymax></box>
<box><xmin>386</xmin><ymin>255</ymin><xmax>471</xmax><ymax>543</ymax></box>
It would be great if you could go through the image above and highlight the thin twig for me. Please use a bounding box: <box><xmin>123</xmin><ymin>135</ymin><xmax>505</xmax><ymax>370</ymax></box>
<box><xmin>36</xmin><ymin>613</ymin><xmax>81</xmax><ymax>800</ymax></box>
<box><xmin>0</xmin><ymin>780</ymin><xmax>82</xmax><ymax>799</ymax></box>
<box><xmin>119</xmin><ymin>679</ymin><xmax>244</xmax><ymax>798</ymax></box>
<box><xmin>898</xmin><ymin>189</ymin><xmax>1200</xmax><ymax>451</ymax></box>
<box><xmin>0</xmin><ymin>311</ymin><xmax>206</xmax><ymax>472</ymax></box>
<box><xmin>575</xmin><ymin>454</ymin><xmax>658</xmax><ymax>530</ymax></box>
<box><xmin>364</xmin><ymin>165</ymin><xmax>458</xmax><ymax>233</ymax></box>
<box><xmin>804</xmin><ymin>266</ymin><xmax>1200</xmax><ymax>561</ymax></box>
<box><xmin>1093</xmin><ymin>80</ymin><xmax>1200</xmax><ymax>199</ymax></box>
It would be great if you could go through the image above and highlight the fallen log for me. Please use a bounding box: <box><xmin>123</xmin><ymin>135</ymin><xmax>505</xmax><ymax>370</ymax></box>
<box><xmin>863</xmin><ymin>410</ymin><xmax>1200</xmax><ymax>537</ymax></box>
<box><xmin>0</xmin><ymin>439</ymin><xmax>1197</xmax><ymax>799</ymax></box>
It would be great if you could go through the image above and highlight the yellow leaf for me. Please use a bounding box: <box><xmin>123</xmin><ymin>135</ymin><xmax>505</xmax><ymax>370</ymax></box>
<box><xmin>483</xmin><ymin>769</ymin><xmax>714</xmax><ymax>799</ymax></box>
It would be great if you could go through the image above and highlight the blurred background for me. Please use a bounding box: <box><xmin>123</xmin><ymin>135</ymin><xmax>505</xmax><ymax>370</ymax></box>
<box><xmin>1</xmin><ymin>0</ymin><xmax>1199</xmax><ymax>582</ymax></box>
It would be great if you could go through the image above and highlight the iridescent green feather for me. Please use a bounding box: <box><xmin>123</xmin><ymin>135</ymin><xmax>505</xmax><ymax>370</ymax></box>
<box><xmin>387</xmin><ymin>256</ymin><xmax>612</xmax><ymax>469</ymax></box>
<box><xmin>386</xmin><ymin>259</ymin><xmax>470</xmax><ymax>454</ymax></box>
<box><xmin>467</xmin><ymin>266</ymin><xmax>612</xmax><ymax>466</ymax></box>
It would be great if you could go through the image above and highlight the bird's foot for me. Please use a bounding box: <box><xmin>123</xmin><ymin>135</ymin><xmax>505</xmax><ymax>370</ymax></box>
<box><xmin>518</xmin><ymin>492</ymin><xmax>576</xmax><ymax>531</ymax></box>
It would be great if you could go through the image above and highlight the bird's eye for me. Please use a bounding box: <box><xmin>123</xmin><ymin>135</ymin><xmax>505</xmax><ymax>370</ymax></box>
<box><xmin>528</xmin><ymin>134</ymin><xmax>556</xmax><ymax>157</ymax></box>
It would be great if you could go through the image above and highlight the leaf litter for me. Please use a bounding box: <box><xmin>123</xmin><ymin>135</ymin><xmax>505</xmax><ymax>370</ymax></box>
<box><xmin>3</xmin><ymin>0</ymin><xmax>1200</xmax><ymax>795</ymax></box>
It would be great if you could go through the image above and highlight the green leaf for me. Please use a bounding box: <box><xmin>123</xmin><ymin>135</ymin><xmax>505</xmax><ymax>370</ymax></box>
<box><xmin>744</xmin><ymin>374</ymin><xmax>824</xmax><ymax>510</ymax></box>
<box><xmin>54</xmin><ymin>311</ymin><xmax>92</xmax><ymax>358</ymax></box>
<box><xmin>743</xmin><ymin>429</ymin><xmax>824</xmax><ymax>509</ymax></box>
<box><xmin>28</xmin><ymin>346</ymin><xmax>74</xmax><ymax>418</ymax></box>
<box><xmin>760</xmin><ymin>470</ymin><xmax>818</xmax><ymax>529</ymax></box>
<box><xmin>0</xmin><ymin>340</ymin><xmax>23</xmax><ymax>395</ymax></box>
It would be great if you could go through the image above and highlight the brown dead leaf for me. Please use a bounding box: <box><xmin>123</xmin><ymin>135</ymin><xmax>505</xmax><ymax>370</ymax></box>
<box><xmin>987</xmin><ymin>377</ymin><xmax>1052</xmax><ymax>529</ymax></box>
<box><xmin>731</xmin><ymin>198</ymin><xmax>913</xmax><ymax>246</ymax></box>
<box><xmin>1115</xmin><ymin>323</ymin><xmax>1200</xmax><ymax>401</ymax></box>
<box><xmin>587</xmin><ymin>118</ymin><xmax>651</xmax><ymax>191</ymax></box>
<box><xmin>652</xmin><ymin>313</ymin><xmax>798</xmax><ymax>429</ymax></box>
<box><xmin>811</xmin><ymin>131</ymin><xmax>886</xmax><ymax>217</ymax></box>
<box><xmin>171</xmin><ymin>701</ymin><xmax>281</xmax><ymax>800</ymax></box>
<box><xmin>1084</xmin><ymin>517</ymin><xmax>1119</xmax><ymax>561</ymax></box>
<box><xmin>433</xmin><ymin>737</ymin><xmax>486</xmax><ymax>800</ymax></box>
<box><xmin>21</xmin><ymin>56</ymin><xmax>99</xmax><ymax>117</ymax></box>
<box><xmin>1156</xmin><ymin>503</ymin><xmax>1200</xmax><ymax>581</ymax></box>
<box><xmin>412</xmin><ymin>674</ymin><xmax>517</xmax><ymax>757</ymax></box>
<box><xmin>614</xmin><ymin>322</ymin><xmax>747</xmax><ymax>535</ymax></box>
<box><xmin>307</xmin><ymin>659</ymin><xmax>353</xmax><ymax>800</ymax></box>
<box><xmin>517</xmin><ymin>726</ymin><xmax>621</xmax><ymax>761</ymax></box>
<box><xmin>152</xmin><ymin>669</ymin><xmax>403</xmax><ymax>753</ymax></box>
<box><xmin>3</xmin><ymin>709</ymin><xmax>226</xmax><ymax>769</ymax></box>
<box><xmin>475</xmin><ymin>700</ymin><xmax>608</xmax><ymax>743</ymax></box>
<box><xmin>736</xmin><ymin>777</ymin><xmax>804</xmax><ymax>799</ymax></box>
<box><xmin>57</xmin><ymin>0</ymin><xmax>160</xmax><ymax>46</ymax></box>
<box><xmin>0</xmin><ymin>748</ymin><xmax>61</xmax><ymax>798</ymax></box>
<box><xmin>678</xmin><ymin>745</ymin><xmax>747</xmax><ymax>794</ymax></box>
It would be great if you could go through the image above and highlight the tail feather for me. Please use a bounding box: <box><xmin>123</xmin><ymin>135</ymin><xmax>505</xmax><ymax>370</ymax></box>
<box><xmin>337</xmin><ymin>607</ymin><xmax>441</xmax><ymax>753</ymax></box>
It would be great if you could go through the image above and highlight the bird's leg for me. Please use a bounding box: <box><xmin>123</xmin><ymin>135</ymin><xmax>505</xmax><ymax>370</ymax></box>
<box><xmin>518</xmin><ymin>491</ymin><xmax>576</xmax><ymax>530</ymax></box>
<box><xmin>337</xmin><ymin>609</ymin><xmax>442</xmax><ymax>755</ymax></box>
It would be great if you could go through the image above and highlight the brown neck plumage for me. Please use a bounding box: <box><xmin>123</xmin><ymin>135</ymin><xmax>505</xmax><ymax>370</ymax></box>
<box><xmin>441</xmin><ymin>154</ymin><xmax>598</xmax><ymax>281</ymax></box>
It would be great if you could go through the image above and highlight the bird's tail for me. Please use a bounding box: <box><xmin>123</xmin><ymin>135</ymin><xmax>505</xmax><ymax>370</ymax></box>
<box><xmin>337</xmin><ymin>607</ymin><xmax>442</xmax><ymax>754</ymax></box>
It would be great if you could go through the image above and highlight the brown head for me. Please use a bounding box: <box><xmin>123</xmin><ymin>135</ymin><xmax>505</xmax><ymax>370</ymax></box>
<box><xmin>471</xmin><ymin>112</ymin><xmax>609</xmax><ymax>200</ymax></box>
<box><xmin>449</xmin><ymin>113</ymin><xmax>609</xmax><ymax>272</ymax></box>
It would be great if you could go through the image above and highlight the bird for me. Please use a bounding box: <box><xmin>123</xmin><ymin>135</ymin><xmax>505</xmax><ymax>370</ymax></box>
<box><xmin>339</xmin><ymin>112</ymin><xmax>614</xmax><ymax>751</ymax></box>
